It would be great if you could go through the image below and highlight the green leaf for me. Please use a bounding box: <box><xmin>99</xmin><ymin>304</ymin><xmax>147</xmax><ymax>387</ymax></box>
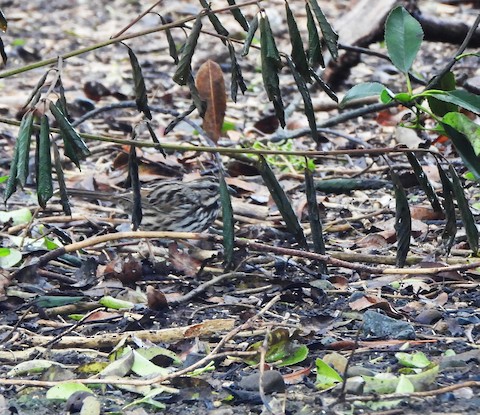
<box><xmin>406</xmin><ymin>152</ymin><xmax>442</xmax><ymax>212</ymax></box>
<box><xmin>391</xmin><ymin>170</ymin><xmax>411</xmax><ymax>267</ymax></box>
<box><xmin>47</xmin><ymin>383</ymin><xmax>92</xmax><ymax>400</ymax></box>
<box><xmin>160</xmin><ymin>15</ymin><xmax>178</xmax><ymax>64</ymax></box>
<box><xmin>146</xmin><ymin>121</ymin><xmax>166</xmax><ymax>157</ymax></box>
<box><xmin>127</xmin><ymin>45</ymin><xmax>152</xmax><ymax>120</ymax></box>
<box><xmin>396</xmin><ymin>351</ymin><xmax>431</xmax><ymax>368</ymax></box>
<box><xmin>199</xmin><ymin>0</ymin><xmax>229</xmax><ymax>37</ymax></box>
<box><xmin>286</xmin><ymin>57</ymin><xmax>318</xmax><ymax>143</ymax></box>
<box><xmin>128</xmin><ymin>144</ymin><xmax>142</xmax><ymax>230</ymax></box>
<box><xmin>49</xmin><ymin>101</ymin><xmax>90</xmax><ymax>169</ymax></box>
<box><xmin>306</xmin><ymin>3</ymin><xmax>324</xmax><ymax>68</ymax></box>
<box><xmin>242</xmin><ymin>14</ymin><xmax>258</xmax><ymax>56</ymax></box>
<box><xmin>259</xmin><ymin>14</ymin><xmax>285</xmax><ymax>127</ymax></box>
<box><xmin>0</xmin><ymin>37</ymin><xmax>7</xmax><ymax>66</ymax></box>
<box><xmin>0</xmin><ymin>9</ymin><xmax>7</xmax><ymax>32</ymax></box>
<box><xmin>449</xmin><ymin>165</ymin><xmax>479</xmax><ymax>254</ymax></box>
<box><xmin>228</xmin><ymin>41</ymin><xmax>247</xmax><ymax>102</ymax></box>
<box><xmin>52</xmin><ymin>141</ymin><xmax>71</xmax><ymax>216</ymax></box>
<box><xmin>226</xmin><ymin>0</ymin><xmax>249</xmax><ymax>31</ymax></box>
<box><xmin>315</xmin><ymin>358</ymin><xmax>342</xmax><ymax>390</ymax></box>
<box><xmin>310</xmin><ymin>70</ymin><xmax>337</xmax><ymax>103</ymax></box>
<box><xmin>385</xmin><ymin>6</ymin><xmax>423</xmax><ymax>73</ymax></box>
<box><xmin>442</xmin><ymin>122</ymin><xmax>480</xmax><ymax>180</ymax></box>
<box><xmin>429</xmin><ymin>89</ymin><xmax>480</xmax><ymax>114</ymax></box>
<box><xmin>285</xmin><ymin>1</ymin><xmax>310</xmax><ymax>82</ymax></box>
<box><xmin>427</xmin><ymin>71</ymin><xmax>457</xmax><ymax>117</ymax></box>
<box><xmin>443</xmin><ymin>112</ymin><xmax>480</xmax><ymax>155</ymax></box>
<box><xmin>173</xmin><ymin>15</ymin><xmax>202</xmax><ymax>85</ymax></box>
<box><xmin>307</xmin><ymin>0</ymin><xmax>338</xmax><ymax>60</ymax></box>
<box><xmin>0</xmin><ymin>207</ymin><xmax>32</xmax><ymax>226</ymax></box>
<box><xmin>305</xmin><ymin>166</ymin><xmax>327</xmax><ymax>273</ymax></box>
<box><xmin>339</xmin><ymin>82</ymin><xmax>384</xmax><ymax>108</ymax></box>
<box><xmin>219</xmin><ymin>173</ymin><xmax>234</xmax><ymax>269</ymax></box>
<box><xmin>257</xmin><ymin>156</ymin><xmax>307</xmax><ymax>248</ymax></box>
<box><xmin>187</xmin><ymin>72</ymin><xmax>206</xmax><ymax>117</ymax></box>
<box><xmin>37</xmin><ymin>115</ymin><xmax>53</xmax><ymax>208</ymax></box>
<box><xmin>99</xmin><ymin>295</ymin><xmax>135</xmax><ymax>310</ymax></box>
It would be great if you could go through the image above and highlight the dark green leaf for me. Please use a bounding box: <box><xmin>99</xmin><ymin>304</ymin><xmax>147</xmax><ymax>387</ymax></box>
<box><xmin>14</xmin><ymin>111</ymin><xmax>34</xmax><ymax>188</ymax></box>
<box><xmin>306</xmin><ymin>3</ymin><xmax>324</xmax><ymax>68</ymax></box>
<box><xmin>128</xmin><ymin>143</ymin><xmax>142</xmax><ymax>231</ymax></box>
<box><xmin>127</xmin><ymin>45</ymin><xmax>152</xmax><ymax>120</ymax></box>
<box><xmin>0</xmin><ymin>9</ymin><xmax>6</xmax><ymax>32</ymax></box>
<box><xmin>310</xmin><ymin>70</ymin><xmax>337</xmax><ymax>103</ymax></box>
<box><xmin>226</xmin><ymin>0</ymin><xmax>249</xmax><ymax>31</ymax></box>
<box><xmin>228</xmin><ymin>41</ymin><xmax>247</xmax><ymax>102</ymax></box>
<box><xmin>173</xmin><ymin>15</ymin><xmax>202</xmax><ymax>85</ymax></box>
<box><xmin>160</xmin><ymin>15</ymin><xmax>179</xmax><ymax>64</ymax></box>
<box><xmin>56</xmin><ymin>76</ymin><xmax>70</xmax><ymax>120</ymax></box>
<box><xmin>339</xmin><ymin>82</ymin><xmax>384</xmax><ymax>108</ymax></box>
<box><xmin>286</xmin><ymin>57</ymin><xmax>318</xmax><ymax>143</ymax></box>
<box><xmin>285</xmin><ymin>1</ymin><xmax>310</xmax><ymax>82</ymax></box>
<box><xmin>305</xmin><ymin>165</ymin><xmax>327</xmax><ymax>273</ymax></box>
<box><xmin>430</xmin><ymin>90</ymin><xmax>480</xmax><ymax>114</ymax></box>
<box><xmin>199</xmin><ymin>0</ymin><xmax>229</xmax><ymax>37</ymax></box>
<box><xmin>37</xmin><ymin>115</ymin><xmax>53</xmax><ymax>208</ymax></box>
<box><xmin>391</xmin><ymin>170</ymin><xmax>411</xmax><ymax>267</ymax></box>
<box><xmin>146</xmin><ymin>121</ymin><xmax>166</xmax><ymax>157</ymax></box>
<box><xmin>427</xmin><ymin>71</ymin><xmax>457</xmax><ymax>117</ymax></box>
<box><xmin>219</xmin><ymin>173</ymin><xmax>234</xmax><ymax>268</ymax></box>
<box><xmin>406</xmin><ymin>152</ymin><xmax>442</xmax><ymax>212</ymax></box>
<box><xmin>242</xmin><ymin>14</ymin><xmax>258</xmax><ymax>56</ymax></box>
<box><xmin>385</xmin><ymin>6</ymin><xmax>423</xmax><ymax>73</ymax></box>
<box><xmin>437</xmin><ymin>162</ymin><xmax>456</xmax><ymax>254</ymax></box>
<box><xmin>0</xmin><ymin>37</ymin><xmax>6</xmax><ymax>66</ymax></box>
<box><xmin>49</xmin><ymin>101</ymin><xmax>90</xmax><ymax>169</ymax></box>
<box><xmin>52</xmin><ymin>141</ymin><xmax>71</xmax><ymax>216</ymax></box>
<box><xmin>442</xmin><ymin>122</ymin><xmax>480</xmax><ymax>180</ymax></box>
<box><xmin>260</xmin><ymin>14</ymin><xmax>285</xmax><ymax>127</ymax></box>
<box><xmin>308</xmin><ymin>0</ymin><xmax>338</xmax><ymax>60</ymax></box>
<box><xmin>449</xmin><ymin>165</ymin><xmax>478</xmax><ymax>254</ymax></box>
<box><xmin>257</xmin><ymin>156</ymin><xmax>307</xmax><ymax>248</ymax></box>
<box><xmin>164</xmin><ymin>103</ymin><xmax>196</xmax><ymax>134</ymax></box>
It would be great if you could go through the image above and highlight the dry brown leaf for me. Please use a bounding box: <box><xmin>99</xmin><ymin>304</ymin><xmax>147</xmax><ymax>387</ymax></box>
<box><xmin>195</xmin><ymin>60</ymin><xmax>226</xmax><ymax>142</ymax></box>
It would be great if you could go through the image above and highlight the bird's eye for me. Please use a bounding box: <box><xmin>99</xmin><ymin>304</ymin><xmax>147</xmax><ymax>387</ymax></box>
<box><xmin>208</xmin><ymin>185</ymin><xmax>216</xmax><ymax>191</ymax></box>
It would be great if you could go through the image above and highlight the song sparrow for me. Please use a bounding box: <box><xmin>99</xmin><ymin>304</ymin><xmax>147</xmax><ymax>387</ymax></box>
<box><xmin>70</xmin><ymin>176</ymin><xmax>221</xmax><ymax>232</ymax></box>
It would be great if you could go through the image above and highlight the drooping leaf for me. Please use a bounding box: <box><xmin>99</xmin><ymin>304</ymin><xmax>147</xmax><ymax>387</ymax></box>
<box><xmin>0</xmin><ymin>9</ymin><xmax>7</xmax><ymax>32</ymax></box>
<box><xmin>443</xmin><ymin>112</ymin><xmax>480</xmax><ymax>155</ymax></box>
<box><xmin>52</xmin><ymin>141</ymin><xmax>71</xmax><ymax>216</ymax></box>
<box><xmin>427</xmin><ymin>71</ymin><xmax>457</xmax><ymax>117</ymax></box>
<box><xmin>437</xmin><ymin>162</ymin><xmax>456</xmax><ymax>254</ymax></box>
<box><xmin>305</xmin><ymin>165</ymin><xmax>327</xmax><ymax>273</ymax></box>
<box><xmin>128</xmin><ymin>143</ymin><xmax>142</xmax><ymax>231</ymax></box>
<box><xmin>0</xmin><ymin>37</ymin><xmax>6</xmax><ymax>66</ymax></box>
<box><xmin>259</xmin><ymin>13</ymin><xmax>285</xmax><ymax>127</ymax></box>
<box><xmin>23</xmin><ymin>71</ymin><xmax>49</xmax><ymax>109</ymax></box>
<box><xmin>385</xmin><ymin>6</ymin><xmax>423</xmax><ymax>73</ymax></box>
<box><xmin>199</xmin><ymin>0</ymin><xmax>229</xmax><ymax>37</ymax></box>
<box><xmin>406</xmin><ymin>152</ymin><xmax>442</xmax><ymax>212</ymax></box>
<box><xmin>257</xmin><ymin>156</ymin><xmax>307</xmax><ymax>248</ymax></box>
<box><xmin>306</xmin><ymin>3</ymin><xmax>324</xmax><ymax>68</ymax></box>
<box><xmin>285</xmin><ymin>1</ymin><xmax>310</xmax><ymax>82</ymax></box>
<box><xmin>430</xmin><ymin>90</ymin><xmax>480</xmax><ymax>114</ymax></box>
<box><xmin>187</xmin><ymin>73</ymin><xmax>206</xmax><ymax>117</ymax></box>
<box><xmin>286</xmin><ymin>57</ymin><xmax>318</xmax><ymax>143</ymax></box>
<box><xmin>127</xmin><ymin>45</ymin><xmax>152</xmax><ymax>120</ymax></box>
<box><xmin>310</xmin><ymin>70</ymin><xmax>337</xmax><ymax>103</ymax></box>
<box><xmin>307</xmin><ymin>0</ymin><xmax>338</xmax><ymax>60</ymax></box>
<box><xmin>442</xmin><ymin>122</ymin><xmax>480</xmax><ymax>180</ymax></box>
<box><xmin>56</xmin><ymin>75</ymin><xmax>70</xmax><ymax>120</ymax></box>
<box><xmin>449</xmin><ymin>165</ymin><xmax>478</xmax><ymax>254</ymax></box>
<box><xmin>37</xmin><ymin>115</ymin><xmax>53</xmax><ymax>208</ymax></box>
<box><xmin>226</xmin><ymin>0</ymin><xmax>249</xmax><ymax>31</ymax></box>
<box><xmin>160</xmin><ymin>15</ymin><xmax>178</xmax><ymax>64</ymax></box>
<box><xmin>49</xmin><ymin>101</ymin><xmax>90</xmax><ymax>169</ymax></box>
<box><xmin>195</xmin><ymin>60</ymin><xmax>226</xmax><ymax>142</ymax></box>
<box><xmin>242</xmin><ymin>14</ymin><xmax>258</xmax><ymax>56</ymax></box>
<box><xmin>145</xmin><ymin>121</ymin><xmax>165</xmax><ymax>157</ymax></box>
<box><xmin>227</xmin><ymin>41</ymin><xmax>247</xmax><ymax>102</ymax></box>
<box><xmin>339</xmin><ymin>82</ymin><xmax>385</xmax><ymax>108</ymax></box>
<box><xmin>164</xmin><ymin>103</ymin><xmax>196</xmax><ymax>134</ymax></box>
<box><xmin>219</xmin><ymin>173</ymin><xmax>234</xmax><ymax>269</ymax></box>
<box><xmin>173</xmin><ymin>15</ymin><xmax>202</xmax><ymax>85</ymax></box>
<box><xmin>391</xmin><ymin>170</ymin><xmax>411</xmax><ymax>267</ymax></box>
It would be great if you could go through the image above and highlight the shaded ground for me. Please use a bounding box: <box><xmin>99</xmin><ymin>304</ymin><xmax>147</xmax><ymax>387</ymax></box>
<box><xmin>0</xmin><ymin>1</ymin><xmax>479</xmax><ymax>414</ymax></box>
